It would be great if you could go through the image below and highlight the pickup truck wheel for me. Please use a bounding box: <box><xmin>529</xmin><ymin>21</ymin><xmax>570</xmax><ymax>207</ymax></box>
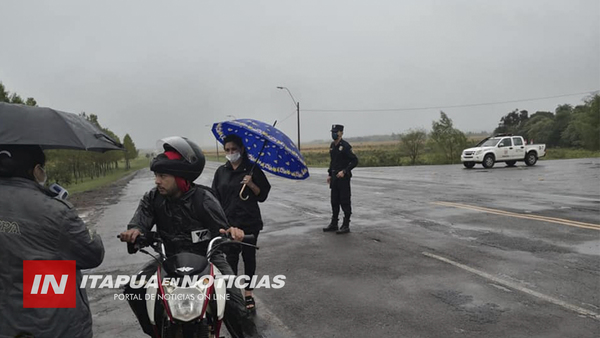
<box><xmin>506</xmin><ymin>160</ymin><xmax>517</xmax><ymax>167</ymax></box>
<box><xmin>525</xmin><ymin>152</ymin><xmax>538</xmax><ymax>166</ymax></box>
<box><xmin>463</xmin><ymin>162</ymin><xmax>475</xmax><ymax>169</ymax></box>
<box><xmin>482</xmin><ymin>154</ymin><xmax>495</xmax><ymax>168</ymax></box>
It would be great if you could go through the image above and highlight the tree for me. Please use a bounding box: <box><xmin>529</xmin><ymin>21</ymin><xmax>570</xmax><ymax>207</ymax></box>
<box><xmin>523</xmin><ymin>114</ymin><xmax>554</xmax><ymax>144</ymax></box>
<box><xmin>123</xmin><ymin>134</ymin><xmax>138</xmax><ymax>169</ymax></box>
<box><xmin>430</xmin><ymin>111</ymin><xmax>468</xmax><ymax>164</ymax></box>
<box><xmin>401</xmin><ymin>129</ymin><xmax>427</xmax><ymax>165</ymax></box>
<box><xmin>0</xmin><ymin>82</ymin><xmax>37</xmax><ymax>106</ymax></box>
<box><xmin>25</xmin><ymin>97</ymin><xmax>37</xmax><ymax>106</ymax></box>
<box><xmin>0</xmin><ymin>83</ymin><xmax>8</xmax><ymax>102</ymax></box>
<box><xmin>582</xmin><ymin>94</ymin><xmax>600</xmax><ymax>150</ymax></box>
<box><xmin>429</xmin><ymin>111</ymin><xmax>467</xmax><ymax>163</ymax></box>
<box><xmin>9</xmin><ymin>93</ymin><xmax>24</xmax><ymax>104</ymax></box>
<box><xmin>80</xmin><ymin>112</ymin><xmax>101</xmax><ymax>128</ymax></box>
<box><xmin>548</xmin><ymin>104</ymin><xmax>572</xmax><ymax>147</ymax></box>
<box><xmin>563</xmin><ymin>94</ymin><xmax>600</xmax><ymax>150</ymax></box>
<box><xmin>494</xmin><ymin>109</ymin><xmax>529</xmax><ymax>135</ymax></box>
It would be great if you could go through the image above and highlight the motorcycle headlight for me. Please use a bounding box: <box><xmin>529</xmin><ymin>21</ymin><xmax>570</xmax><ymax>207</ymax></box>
<box><xmin>166</xmin><ymin>287</ymin><xmax>205</xmax><ymax>322</ymax></box>
<box><xmin>172</xmin><ymin>298</ymin><xmax>202</xmax><ymax>321</ymax></box>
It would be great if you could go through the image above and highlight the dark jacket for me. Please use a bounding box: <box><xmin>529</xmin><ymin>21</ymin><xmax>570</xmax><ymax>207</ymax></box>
<box><xmin>128</xmin><ymin>185</ymin><xmax>230</xmax><ymax>256</ymax></box>
<box><xmin>212</xmin><ymin>159</ymin><xmax>271</xmax><ymax>233</ymax></box>
<box><xmin>0</xmin><ymin>177</ymin><xmax>105</xmax><ymax>338</ymax></box>
<box><xmin>328</xmin><ymin>139</ymin><xmax>359</xmax><ymax>177</ymax></box>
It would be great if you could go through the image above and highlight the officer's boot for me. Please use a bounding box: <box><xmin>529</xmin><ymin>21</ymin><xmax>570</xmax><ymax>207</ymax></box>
<box><xmin>336</xmin><ymin>217</ymin><xmax>350</xmax><ymax>234</ymax></box>
<box><xmin>322</xmin><ymin>218</ymin><xmax>339</xmax><ymax>232</ymax></box>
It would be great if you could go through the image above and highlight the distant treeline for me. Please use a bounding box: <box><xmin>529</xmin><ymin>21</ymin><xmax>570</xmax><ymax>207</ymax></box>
<box><xmin>493</xmin><ymin>94</ymin><xmax>599</xmax><ymax>150</ymax></box>
<box><xmin>1</xmin><ymin>81</ymin><xmax>139</xmax><ymax>185</ymax></box>
<box><xmin>304</xmin><ymin>93</ymin><xmax>599</xmax><ymax>167</ymax></box>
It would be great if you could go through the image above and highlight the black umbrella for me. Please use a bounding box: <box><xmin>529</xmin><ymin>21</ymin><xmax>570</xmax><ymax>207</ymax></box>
<box><xmin>0</xmin><ymin>102</ymin><xmax>123</xmax><ymax>152</ymax></box>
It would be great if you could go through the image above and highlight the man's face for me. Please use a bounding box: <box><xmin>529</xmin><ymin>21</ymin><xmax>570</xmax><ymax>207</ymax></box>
<box><xmin>33</xmin><ymin>163</ymin><xmax>47</xmax><ymax>186</ymax></box>
<box><xmin>154</xmin><ymin>172</ymin><xmax>179</xmax><ymax>196</ymax></box>
<box><xmin>332</xmin><ymin>130</ymin><xmax>342</xmax><ymax>140</ymax></box>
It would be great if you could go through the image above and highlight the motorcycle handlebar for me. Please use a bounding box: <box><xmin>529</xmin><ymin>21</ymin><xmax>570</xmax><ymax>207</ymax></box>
<box><xmin>117</xmin><ymin>233</ymin><xmax>158</xmax><ymax>254</ymax></box>
<box><xmin>118</xmin><ymin>231</ymin><xmax>257</xmax><ymax>255</ymax></box>
<box><xmin>221</xmin><ymin>232</ymin><xmax>255</xmax><ymax>243</ymax></box>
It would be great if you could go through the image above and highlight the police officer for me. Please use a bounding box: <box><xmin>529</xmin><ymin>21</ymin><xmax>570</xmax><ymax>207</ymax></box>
<box><xmin>323</xmin><ymin>125</ymin><xmax>358</xmax><ymax>234</ymax></box>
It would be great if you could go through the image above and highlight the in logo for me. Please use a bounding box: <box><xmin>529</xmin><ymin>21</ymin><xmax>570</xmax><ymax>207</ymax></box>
<box><xmin>23</xmin><ymin>260</ymin><xmax>76</xmax><ymax>308</ymax></box>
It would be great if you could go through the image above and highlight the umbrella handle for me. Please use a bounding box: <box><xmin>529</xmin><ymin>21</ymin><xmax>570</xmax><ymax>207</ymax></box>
<box><xmin>239</xmin><ymin>184</ymin><xmax>250</xmax><ymax>201</ymax></box>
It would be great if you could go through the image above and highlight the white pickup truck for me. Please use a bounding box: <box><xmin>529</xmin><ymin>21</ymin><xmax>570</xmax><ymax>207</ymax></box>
<box><xmin>461</xmin><ymin>135</ymin><xmax>546</xmax><ymax>168</ymax></box>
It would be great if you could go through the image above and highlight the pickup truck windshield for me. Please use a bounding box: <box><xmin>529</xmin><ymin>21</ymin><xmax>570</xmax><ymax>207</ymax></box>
<box><xmin>481</xmin><ymin>139</ymin><xmax>500</xmax><ymax>147</ymax></box>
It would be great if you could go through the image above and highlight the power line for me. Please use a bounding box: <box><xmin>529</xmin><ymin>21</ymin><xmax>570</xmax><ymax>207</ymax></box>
<box><xmin>279</xmin><ymin>111</ymin><xmax>297</xmax><ymax>123</ymax></box>
<box><xmin>302</xmin><ymin>90</ymin><xmax>598</xmax><ymax>112</ymax></box>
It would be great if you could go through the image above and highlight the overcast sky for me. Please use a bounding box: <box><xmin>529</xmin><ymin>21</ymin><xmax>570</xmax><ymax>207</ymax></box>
<box><xmin>1</xmin><ymin>0</ymin><xmax>598</xmax><ymax>149</ymax></box>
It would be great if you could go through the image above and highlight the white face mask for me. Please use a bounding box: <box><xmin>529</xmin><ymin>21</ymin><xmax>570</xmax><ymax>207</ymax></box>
<box><xmin>35</xmin><ymin>165</ymin><xmax>47</xmax><ymax>187</ymax></box>
<box><xmin>226</xmin><ymin>152</ymin><xmax>241</xmax><ymax>163</ymax></box>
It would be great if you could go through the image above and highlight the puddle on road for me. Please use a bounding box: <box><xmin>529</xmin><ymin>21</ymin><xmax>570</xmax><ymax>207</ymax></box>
<box><xmin>78</xmin><ymin>208</ymin><xmax>92</xmax><ymax>222</ymax></box>
<box><xmin>573</xmin><ymin>239</ymin><xmax>600</xmax><ymax>256</ymax></box>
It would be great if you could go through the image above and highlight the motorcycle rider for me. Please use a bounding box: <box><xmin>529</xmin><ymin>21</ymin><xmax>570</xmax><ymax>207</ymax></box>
<box><xmin>119</xmin><ymin>136</ymin><xmax>257</xmax><ymax>338</ymax></box>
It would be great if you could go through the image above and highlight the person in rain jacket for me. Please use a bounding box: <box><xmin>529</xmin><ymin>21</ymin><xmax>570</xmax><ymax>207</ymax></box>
<box><xmin>119</xmin><ymin>136</ymin><xmax>258</xmax><ymax>338</ymax></box>
<box><xmin>0</xmin><ymin>145</ymin><xmax>105</xmax><ymax>338</ymax></box>
<box><xmin>212</xmin><ymin>134</ymin><xmax>271</xmax><ymax>311</ymax></box>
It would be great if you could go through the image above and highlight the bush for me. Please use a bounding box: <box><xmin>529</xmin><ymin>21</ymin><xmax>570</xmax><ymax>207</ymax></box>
<box><xmin>543</xmin><ymin>148</ymin><xmax>600</xmax><ymax>160</ymax></box>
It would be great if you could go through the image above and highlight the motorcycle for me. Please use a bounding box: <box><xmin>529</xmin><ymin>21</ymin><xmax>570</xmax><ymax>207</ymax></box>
<box><xmin>120</xmin><ymin>231</ymin><xmax>257</xmax><ymax>338</ymax></box>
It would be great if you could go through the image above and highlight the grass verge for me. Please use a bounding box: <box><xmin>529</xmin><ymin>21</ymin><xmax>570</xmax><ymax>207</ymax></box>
<box><xmin>206</xmin><ymin>143</ymin><xmax>599</xmax><ymax>168</ymax></box>
<box><xmin>542</xmin><ymin>148</ymin><xmax>600</xmax><ymax>160</ymax></box>
<box><xmin>65</xmin><ymin>157</ymin><xmax>149</xmax><ymax>195</ymax></box>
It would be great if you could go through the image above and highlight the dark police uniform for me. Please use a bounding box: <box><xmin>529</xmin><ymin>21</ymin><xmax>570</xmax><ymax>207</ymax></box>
<box><xmin>324</xmin><ymin>124</ymin><xmax>358</xmax><ymax>234</ymax></box>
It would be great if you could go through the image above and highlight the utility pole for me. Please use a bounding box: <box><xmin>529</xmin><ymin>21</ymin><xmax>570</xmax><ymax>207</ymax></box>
<box><xmin>277</xmin><ymin>86</ymin><xmax>301</xmax><ymax>151</ymax></box>
<box><xmin>296</xmin><ymin>101</ymin><xmax>300</xmax><ymax>151</ymax></box>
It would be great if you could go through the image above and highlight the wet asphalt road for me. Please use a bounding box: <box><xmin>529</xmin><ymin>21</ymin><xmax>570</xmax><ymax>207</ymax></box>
<box><xmin>88</xmin><ymin>158</ymin><xmax>600</xmax><ymax>338</ymax></box>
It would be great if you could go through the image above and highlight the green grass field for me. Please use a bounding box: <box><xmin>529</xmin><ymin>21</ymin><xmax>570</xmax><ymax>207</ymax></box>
<box><xmin>300</xmin><ymin>142</ymin><xmax>446</xmax><ymax>167</ymax></box>
<box><xmin>542</xmin><ymin>148</ymin><xmax>600</xmax><ymax>160</ymax></box>
<box><xmin>206</xmin><ymin>141</ymin><xmax>599</xmax><ymax>168</ymax></box>
<box><xmin>289</xmin><ymin>142</ymin><xmax>599</xmax><ymax>167</ymax></box>
<box><xmin>65</xmin><ymin>157</ymin><xmax>149</xmax><ymax>195</ymax></box>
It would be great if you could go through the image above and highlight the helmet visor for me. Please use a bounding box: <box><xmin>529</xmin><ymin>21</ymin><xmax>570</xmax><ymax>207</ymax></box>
<box><xmin>156</xmin><ymin>136</ymin><xmax>198</xmax><ymax>163</ymax></box>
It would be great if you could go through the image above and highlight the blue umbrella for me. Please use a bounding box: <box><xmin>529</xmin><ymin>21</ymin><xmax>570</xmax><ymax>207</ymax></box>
<box><xmin>211</xmin><ymin>119</ymin><xmax>309</xmax><ymax>180</ymax></box>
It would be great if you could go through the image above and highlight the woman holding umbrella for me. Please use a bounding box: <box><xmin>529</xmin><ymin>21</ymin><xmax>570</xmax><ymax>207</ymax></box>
<box><xmin>212</xmin><ymin>134</ymin><xmax>271</xmax><ymax>311</ymax></box>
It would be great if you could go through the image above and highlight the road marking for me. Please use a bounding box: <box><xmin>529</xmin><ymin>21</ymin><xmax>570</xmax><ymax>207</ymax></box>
<box><xmin>433</xmin><ymin>201</ymin><xmax>600</xmax><ymax>231</ymax></box>
<box><xmin>554</xmin><ymin>195</ymin><xmax>600</xmax><ymax>202</ymax></box>
<box><xmin>422</xmin><ymin>252</ymin><xmax>600</xmax><ymax>321</ymax></box>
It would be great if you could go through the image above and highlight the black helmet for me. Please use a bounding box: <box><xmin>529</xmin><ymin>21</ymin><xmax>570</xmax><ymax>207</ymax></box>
<box><xmin>150</xmin><ymin>136</ymin><xmax>205</xmax><ymax>181</ymax></box>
